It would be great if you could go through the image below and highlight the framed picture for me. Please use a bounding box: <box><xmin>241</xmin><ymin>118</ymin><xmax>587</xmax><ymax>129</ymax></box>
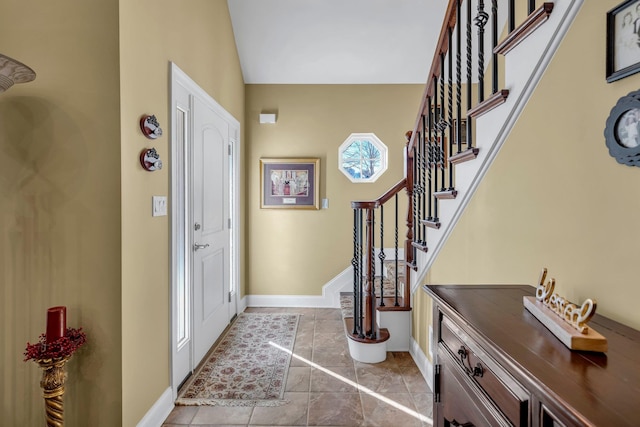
<box><xmin>260</xmin><ymin>158</ymin><xmax>320</xmax><ymax>209</ymax></box>
<box><xmin>606</xmin><ymin>0</ymin><xmax>640</xmax><ymax>83</ymax></box>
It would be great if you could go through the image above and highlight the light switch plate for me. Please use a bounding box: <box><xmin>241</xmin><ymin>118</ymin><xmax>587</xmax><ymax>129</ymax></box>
<box><xmin>152</xmin><ymin>196</ymin><xmax>167</xmax><ymax>217</ymax></box>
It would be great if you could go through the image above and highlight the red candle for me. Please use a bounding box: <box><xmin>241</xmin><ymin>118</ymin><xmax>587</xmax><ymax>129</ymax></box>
<box><xmin>46</xmin><ymin>306</ymin><xmax>67</xmax><ymax>343</ymax></box>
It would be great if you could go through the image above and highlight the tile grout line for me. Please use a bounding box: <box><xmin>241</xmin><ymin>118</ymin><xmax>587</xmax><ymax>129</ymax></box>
<box><xmin>305</xmin><ymin>309</ymin><xmax>316</xmax><ymax>427</ymax></box>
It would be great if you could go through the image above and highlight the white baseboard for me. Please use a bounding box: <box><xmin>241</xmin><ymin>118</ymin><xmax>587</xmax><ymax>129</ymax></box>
<box><xmin>238</xmin><ymin>293</ymin><xmax>248</xmax><ymax>313</ymax></box>
<box><xmin>244</xmin><ymin>294</ymin><xmax>334</xmax><ymax>308</ymax></box>
<box><xmin>243</xmin><ymin>251</ymin><xmax>406</xmax><ymax>309</ymax></box>
<box><xmin>243</xmin><ymin>265</ymin><xmax>354</xmax><ymax>309</ymax></box>
<box><xmin>410</xmin><ymin>336</ymin><xmax>434</xmax><ymax>393</ymax></box>
<box><xmin>136</xmin><ymin>387</ymin><xmax>174</xmax><ymax>427</ymax></box>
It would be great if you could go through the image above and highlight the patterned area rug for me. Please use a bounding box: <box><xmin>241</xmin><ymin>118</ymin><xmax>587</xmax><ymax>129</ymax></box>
<box><xmin>176</xmin><ymin>313</ymin><xmax>299</xmax><ymax>407</ymax></box>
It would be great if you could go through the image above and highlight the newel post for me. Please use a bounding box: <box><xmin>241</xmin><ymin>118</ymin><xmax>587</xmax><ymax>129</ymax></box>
<box><xmin>404</xmin><ymin>132</ymin><xmax>415</xmax><ymax>306</ymax></box>
<box><xmin>364</xmin><ymin>207</ymin><xmax>376</xmax><ymax>337</ymax></box>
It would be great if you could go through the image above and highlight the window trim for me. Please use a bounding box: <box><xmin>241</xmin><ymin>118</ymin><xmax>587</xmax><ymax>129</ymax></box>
<box><xmin>338</xmin><ymin>133</ymin><xmax>388</xmax><ymax>183</ymax></box>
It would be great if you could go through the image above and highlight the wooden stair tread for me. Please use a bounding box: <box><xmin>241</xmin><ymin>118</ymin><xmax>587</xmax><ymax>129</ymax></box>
<box><xmin>421</xmin><ymin>218</ymin><xmax>441</xmax><ymax>229</ymax></box>
<box><xmin>411</xmin><ymin>241</ymin><xmax>428</xmax><ymax>252</ymax></box>
<box><xmin>449</xmin><ymin>147</ymin><xmax>480</xmax><ymax>165</ymax></box>
<box><xmin>343</xmin><ymin>318</ymin><xmax>390</xmax><ymax>344</ymax></box>
<box><xmin>434</xmin><ymin>189</ymin><xmax>457</xmax><ymax>199</ymax></box>
<box><xmin>376</xmin><ymin>296</ymin><xmax>411</xmax><ymax>311</ymax></box>
<box><xmin>495</xmin><ymin>2</ymin><xmax>554</xmax><ymax>55</ymax></box>
<box><xmin>468</xmin><ymin>89</ymin><xmax>509</xmax><ymax>118</ymax></box>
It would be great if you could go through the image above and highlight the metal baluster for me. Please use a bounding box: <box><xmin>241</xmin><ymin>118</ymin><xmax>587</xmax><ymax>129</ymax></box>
<box><xmin>351</xmin><ymin>209</ymin><xmax>358</xmax><ymax>335</ymax></box>
<box><xmin>415</xmin><ymin>132</ymin><xmax>421</xmax><ymax>252</ymax></box>
<box><xmin>492</xmin><ymin>0</ymin><xmax>498</xmax><ymax>95</ymax></box>
<box><xmin>509</xmin><ymin>0</ymin><xmax>515</xmax><ymax>32</ymax></box>
<box><xmin>447</xmin><ymin>35</ymin><xmax>452</xmax><ymax>190</ymax></box>
<box><xmin>353</xmin><ymin>209</ymin><xmax>361</xmax><ymax>336</ymax></box>
<box><xmin>439</xmin><ymin>53</ymin><xmax>446</xmax><ymax>191</ymax></box>
<box><xmin>394</xmin><ymin>194</ymin><xmax>400</xmax><ymax>307</ymax></box>
<box><xmin>414</xmin><ymin>114</ymin><xmax>424</xmax><ymax>227</ymax></box>
<box><xmin>419</xmin><ymin>128</ymin><xmax>425</xmax><ymax>244</ymax></box>
<box><xmin>378</xmin><ymin>205</ymin><xmax>386</xmax><ymax>307</ymax></box>
<box><xmin>456</xmin><ymin>0</ymin><xmax>463</xmax><ymax>155</ymax></box>
<box><xmin>466</xmin><ymin>0</ymin><xmax>474</xmax><ymax>149</ymax></box>
<box><xmin>475</xmin><ymin>0</ymin><xmax>489</xmax><ymax>103</ymax></box>
<box><xmin>426</xmin><ymin>100</ymin><xmax>433</xmax><ymax>222</ymax></box>
<box><xmin>432</xmin><ymin>78</ymin><xmax>440</xmax><ymax>223</ymax></box>
<box><xmin>409</xmin><ymin>142</ymin><xmax>417</xmax><ymax>267</ymax></box>
<box><xmin>369</xmin><ymin>209</ymin><xmax>376</xmax><ymax>339</ymax></box>
<box><xmin>414</xmin><ymin>130</ymin><xmax>422</xmax><ymax>244</ymax></box>
<box><xmin>358</xmin><ymin>209</ymin><xmax>364</xmax><ymax>338</ymax></box>
<box><xmin>449</xmin><ymin>20</ymin><xmax>461</xmax><ymax>176</ymax></box>
<box><xmin>448</xmin><ymin>25</ymin><xmax>455</xmax><ymax>188</ymax></box>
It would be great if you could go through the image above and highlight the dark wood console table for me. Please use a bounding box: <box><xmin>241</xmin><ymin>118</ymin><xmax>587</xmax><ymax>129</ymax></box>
<box><xmin>423</xmin><ymin>284</ymin><xmax>639</xmax><ymax>426</ymax></box>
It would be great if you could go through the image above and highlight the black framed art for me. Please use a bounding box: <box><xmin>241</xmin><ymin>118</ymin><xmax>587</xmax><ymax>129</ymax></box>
<box><xmin>607</xmin><ymin>0</ymin><xmax>640</xmax><ymax>82</ymax></box>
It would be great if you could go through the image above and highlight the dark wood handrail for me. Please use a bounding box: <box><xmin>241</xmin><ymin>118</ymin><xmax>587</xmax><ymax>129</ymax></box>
<box><xmin>351</xmin><ymin>178</ymin><xmax>407</xmax><ymax>210</ymax></box>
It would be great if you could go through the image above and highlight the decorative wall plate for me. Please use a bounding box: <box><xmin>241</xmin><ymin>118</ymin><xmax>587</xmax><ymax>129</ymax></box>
<box><xmin>140</xmin><ymin>115</ymin><xmax>163</xmax><ymax>139</ymax></box>
<box><xmin>140</xmin><ymin>148</ymin><xmax>163</xmax><ymax>171</ymax></box>
<box><xmin>604</xmin><ymin>90</ymin><xmax>640</xmax><ymax>166</ymax></box>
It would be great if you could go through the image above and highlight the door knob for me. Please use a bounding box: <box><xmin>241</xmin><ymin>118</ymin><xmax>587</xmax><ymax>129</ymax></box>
<box><xmin>193</xmin><ymin>243</ymin><xmax>209</xmax><ymax>251</ymax></box>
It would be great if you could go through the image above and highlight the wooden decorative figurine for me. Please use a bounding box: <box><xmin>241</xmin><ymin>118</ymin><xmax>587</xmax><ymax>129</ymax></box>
<box><xmin>523</xmin><ymin>268</ymin><xmax>607</xmax><ymax>352</ymax></box>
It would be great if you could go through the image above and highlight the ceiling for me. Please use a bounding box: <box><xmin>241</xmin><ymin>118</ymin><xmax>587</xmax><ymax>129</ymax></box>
<box><xmin>227</xmin><ymin>0</ymin><xmax>448</xmax><ymax>84</ymax></box>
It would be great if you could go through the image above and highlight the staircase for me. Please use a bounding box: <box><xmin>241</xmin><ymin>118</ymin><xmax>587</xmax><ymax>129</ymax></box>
<box><xmin>344</xmin><ymin>0</ymin><xmax>585</xmax><ymax>363</ymax></box>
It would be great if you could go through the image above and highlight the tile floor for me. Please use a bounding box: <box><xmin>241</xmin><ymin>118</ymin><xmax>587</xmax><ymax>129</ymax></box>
<box><xmin>162</xmin><ymin>307</ymin><xmax>433</xmax><ymax>426</ymax></box>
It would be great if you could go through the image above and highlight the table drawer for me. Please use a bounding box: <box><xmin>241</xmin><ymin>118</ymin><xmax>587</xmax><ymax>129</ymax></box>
<box><xmin>440</xmin><ymin>314</ymin><xmax>529</xmax><ymax>426</ymax></box>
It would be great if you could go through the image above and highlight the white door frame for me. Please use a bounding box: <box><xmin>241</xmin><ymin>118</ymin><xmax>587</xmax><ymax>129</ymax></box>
<box><xmin>169</xmin><ymin>62</ymin><xmax>241</xmax><ymax>397</ymax></box>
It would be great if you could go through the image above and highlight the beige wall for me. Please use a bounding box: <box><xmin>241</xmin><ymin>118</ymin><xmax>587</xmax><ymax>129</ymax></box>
<box><xmin>4</xmin><ymin>0</ymin><xmax>633</xmax><ymax>423</ymax></box>
<box><xmin>245</xmin><ymin>85</ymin><xmax>421</xmax><ymax>296</ymax></box>
<box><xmin>118</xmin><ymin>0</ymin><xmax>244</xmax><ymax>425</ymax></box>
<box><xmin>0</xmin><ymin>1</ymin><xmax>122</xmax><ymax>426</ymax></box>
<box><xmin>0</xmin><ymin>0</ymin><xmax>243</xmax><ymax>425</ymax></box>
<box><xmin>416</xmin><ymin>0</ymin><xmax>640</xmax><ymax>358</ymax></box>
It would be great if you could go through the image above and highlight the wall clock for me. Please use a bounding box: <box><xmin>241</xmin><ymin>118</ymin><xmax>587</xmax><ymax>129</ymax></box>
<box><xmin>604</xmin><ymin>89</ymin><xmax>640</xmax><ymax>166</ymax></box>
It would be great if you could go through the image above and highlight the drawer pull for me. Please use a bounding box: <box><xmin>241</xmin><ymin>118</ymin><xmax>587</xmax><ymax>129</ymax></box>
<box><xmin>450</xmin><ymin>419</ymin><xmax>474</xmax><ymax>427</ymax></box>
<box><xmin>457</xmin><ymin>345</ymin><xmax>484</xmax><ymax>378</ymax></box>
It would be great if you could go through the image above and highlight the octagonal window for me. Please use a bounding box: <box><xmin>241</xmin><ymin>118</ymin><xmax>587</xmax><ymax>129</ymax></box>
<box><xmin>339</xmin><ymin>133</ymin><xmax>388</xmax><ymax>183</ymax></box>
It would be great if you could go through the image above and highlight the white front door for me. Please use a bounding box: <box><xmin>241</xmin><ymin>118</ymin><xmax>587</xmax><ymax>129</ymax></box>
<box><xmin>171</xmin><ymin>64</ymin><xmax>239</xmax><ymax>391</ymax></box>
<box><xmin>191</xmin><ymin>95</ymin><xmax>231</xmax><ymax>364</ymax></box>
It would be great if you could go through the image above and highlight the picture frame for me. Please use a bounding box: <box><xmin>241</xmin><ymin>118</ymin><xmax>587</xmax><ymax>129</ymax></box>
<box><xmin>260</xmin><ymin>158</ymin><xmax>320</xmax><ymax>209</ymax></box>
<box><xmin>606</xmin><ymin>0</ymin><xmax>640</xmax><ymax>83</ymax></box>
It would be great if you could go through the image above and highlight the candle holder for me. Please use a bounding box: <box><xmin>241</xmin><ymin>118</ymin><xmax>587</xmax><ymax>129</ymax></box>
<box><xmin>37</xmin><ymin>356</ymin><xmax>70</xmax><ymax>427</ymax></box>
<box><xmin>25</xmin><ymin>327</ymin><xmax>86</xmax><ymax>427</ymax></box>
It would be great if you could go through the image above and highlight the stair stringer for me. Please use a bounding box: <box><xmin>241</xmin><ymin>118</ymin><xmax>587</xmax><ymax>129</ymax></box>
<box><xmin>410</xmin><ymin>0</ymin><xmax>585</xmax><ymax>294</ymax></box>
